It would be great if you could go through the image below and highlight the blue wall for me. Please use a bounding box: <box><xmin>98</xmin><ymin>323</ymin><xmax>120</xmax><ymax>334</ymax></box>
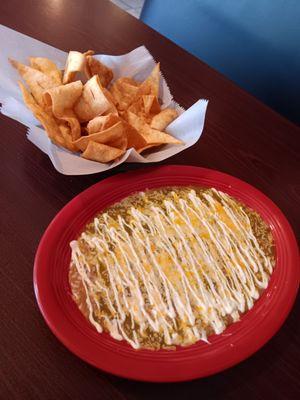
<box><xmin>141</xmin><ymin>0</ymin><xmax>300</xmax><ymax>124</ymax></box>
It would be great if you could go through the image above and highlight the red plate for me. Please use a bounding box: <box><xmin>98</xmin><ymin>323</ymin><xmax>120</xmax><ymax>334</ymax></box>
<box><xmin>34</xmin><ymin>165</ymin><xmax>299</xmax><ymax>382</ymax></box>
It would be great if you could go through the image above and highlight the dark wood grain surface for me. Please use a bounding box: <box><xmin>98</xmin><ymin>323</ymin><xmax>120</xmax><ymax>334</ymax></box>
<box><xmin>0</xmin><ymin>0</ymin><xmax>299</xmax><ymax>399</ymax></box>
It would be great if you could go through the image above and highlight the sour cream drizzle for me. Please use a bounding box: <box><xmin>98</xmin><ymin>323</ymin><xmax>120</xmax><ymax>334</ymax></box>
<box><xmin>70</xmin><ymin>189</ymin><xmax>273</xmax><ymax>349</ymax></box>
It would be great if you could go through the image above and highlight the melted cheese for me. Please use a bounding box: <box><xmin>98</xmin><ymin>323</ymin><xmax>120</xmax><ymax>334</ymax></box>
<box><xmin>70</xmin><ymin>189</ymin><xmax>273</xmax><ymax>349</ymax></box>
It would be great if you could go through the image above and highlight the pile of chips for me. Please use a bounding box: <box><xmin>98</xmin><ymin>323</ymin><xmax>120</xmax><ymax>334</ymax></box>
<box><xmin>10</xmin><ymin>50</ymin><xmax>182</xmax><ymax>163</ymax></box>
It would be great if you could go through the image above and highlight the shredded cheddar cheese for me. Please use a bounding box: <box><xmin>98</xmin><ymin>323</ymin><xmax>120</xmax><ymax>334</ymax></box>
<box><xmin>69</xmin><ymin>188</ymin><xmax>274</xmax><ymax>349</ymax></box>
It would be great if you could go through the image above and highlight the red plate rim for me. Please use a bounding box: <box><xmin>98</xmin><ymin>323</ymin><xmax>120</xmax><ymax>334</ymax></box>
<box><xmin>33</xmin><ymin>165</ymin><xmax>299</xmax><ymax>382</ymax></box>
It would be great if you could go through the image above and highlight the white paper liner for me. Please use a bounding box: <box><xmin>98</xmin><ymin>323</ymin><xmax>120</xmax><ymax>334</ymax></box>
<box><xmin>0</xmin><ymin>24</ymin><xmax>208</xmax><ymax>175</ymax></box>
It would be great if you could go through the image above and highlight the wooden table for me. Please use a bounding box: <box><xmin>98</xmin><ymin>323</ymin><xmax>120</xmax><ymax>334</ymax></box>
<box><xmin>1</xmin><ymin>0</ymin><xmax>299</xmax><ymax>399</ymax></box>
